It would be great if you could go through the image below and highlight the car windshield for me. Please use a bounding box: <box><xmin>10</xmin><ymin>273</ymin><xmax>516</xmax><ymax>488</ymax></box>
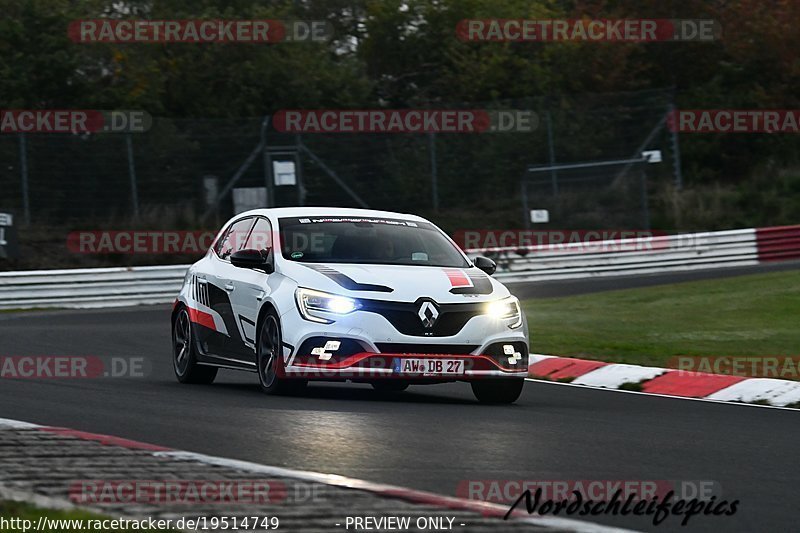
<box><xmin>279</xmin><ymin>216</ymin><xmax>469</xmax><ymax>267</ymax></box>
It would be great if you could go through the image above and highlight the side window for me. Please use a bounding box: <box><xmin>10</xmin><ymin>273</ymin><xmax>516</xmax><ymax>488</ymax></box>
<box><xmin>244</xmin><ymin>217</ymin><xmax>273</xmax><ymax>251</ymax></box>
<box><xmin>213</xmin><ymin>228</ymin><xmax>231</xmax><ymax>257</ymax></box>
<box><xmin>215</xmin><ymin>218</ymin><xmax>254</xmax><ymax>260</ymax></box>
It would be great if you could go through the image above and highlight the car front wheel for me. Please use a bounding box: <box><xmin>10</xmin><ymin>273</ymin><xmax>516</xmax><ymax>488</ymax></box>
<box><xmin>257</xmin><ymin>311</ymin><xmax>307</xmax><ymax>395</ymax></box>
<box><xmin>471</xmin><ymin>378</ymin><xmax>524</xmax><ymax>404</ymax></box>
<box><xmin>173</xmin><ymin>307</ymin><xmax>217</xmax><ymax>384</ymax></box>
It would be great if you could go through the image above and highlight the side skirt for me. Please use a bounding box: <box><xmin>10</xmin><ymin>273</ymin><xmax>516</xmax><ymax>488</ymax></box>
<box><xmin>196</xmin><ymin>359</ymin><xmax>257</xmax><ymax>373</ymax></box>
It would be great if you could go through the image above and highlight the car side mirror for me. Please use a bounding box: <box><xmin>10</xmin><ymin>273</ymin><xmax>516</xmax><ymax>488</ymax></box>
<box><xmin>473</xmin><ymin>256</ymin><xmax>496</xmax><ymax>276</ymax></box>
<box><xmin>230</xmin><ymin>248</ymin><xmax>274</xmax><ymax>274</ymax></box>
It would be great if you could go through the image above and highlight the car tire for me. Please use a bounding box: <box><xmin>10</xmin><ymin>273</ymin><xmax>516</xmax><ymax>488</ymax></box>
<box><xmin>471</xmin><ymin>378</ymin><xmax>524</xmax><ymax>404</ymax></box>
<box><xmin>371</xmin><ymin>381</ymin><xmax>410</xmax><ymax>392</ymax></box>
<box><xmin>257</xmin><ymin>310</ymin><xmax>307</xmax><ymax>395</ymax></box>
<box><xmin>173</xmin><ymin>307</ymin><xmax>218</xmax><ymax>384</ymax></box>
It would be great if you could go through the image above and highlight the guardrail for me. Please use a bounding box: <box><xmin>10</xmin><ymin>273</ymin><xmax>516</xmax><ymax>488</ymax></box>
<box><xmin>755</xmin><ymin>225</ymin><xmax>800</xmax><ymax>262</ymax></box>
<box><xmin>0</xmin><ymin>225</ymin><xmax>798</xmax><ymax>309</ymax></box>
<box><xmin>464</xmin><ymin>228</ymin><xmax>763</xmax><ymax>283</ymax></box>
<box><xmin>0</xmin><ymin>265</ymin><xmax>189</xmax><ymax>310</ymax></box>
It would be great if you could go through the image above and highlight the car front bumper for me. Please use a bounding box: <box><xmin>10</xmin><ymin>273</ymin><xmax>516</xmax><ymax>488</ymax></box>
<box><xmin>278</xmin><ymin>295</ymin><xmax>529</xmax><ymax>380</ymax></box>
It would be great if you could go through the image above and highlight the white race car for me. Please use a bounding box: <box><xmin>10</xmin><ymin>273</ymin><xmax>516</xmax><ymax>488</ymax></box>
<box><xmin>171</xmin><ymin>207</ymin><xmax>529</xmax><ymax>403</ymax></box>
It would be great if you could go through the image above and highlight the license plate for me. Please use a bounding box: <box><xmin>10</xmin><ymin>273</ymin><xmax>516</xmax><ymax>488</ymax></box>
<box><xmin>392</xmin><ymin>358</ymin><xmax>464</xmax><ymax>375</ymax></box>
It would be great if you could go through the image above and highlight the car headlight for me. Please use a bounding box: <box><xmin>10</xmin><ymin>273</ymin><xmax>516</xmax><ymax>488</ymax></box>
<box><xmin>295</xmin><ymin>288</ymin><xmax>361</xmax><ymax>323</ymax></box>
<box><xmin>485</xmin><ymin>296</ymin><xmax>522</xmax><ymax>329</ymax></box>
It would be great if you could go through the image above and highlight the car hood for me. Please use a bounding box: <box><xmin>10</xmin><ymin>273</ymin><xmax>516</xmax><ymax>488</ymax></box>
<box><xmin>280</xmin><ymin>261</ymin><xmax>510</xmax><ymax>303</ymax></box>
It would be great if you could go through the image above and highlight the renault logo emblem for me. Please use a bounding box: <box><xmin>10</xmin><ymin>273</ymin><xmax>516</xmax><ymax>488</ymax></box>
<box><xmin>418</xmin><ymin>301</ymin><xmax>439</xmax><ymax>328</ymax></box>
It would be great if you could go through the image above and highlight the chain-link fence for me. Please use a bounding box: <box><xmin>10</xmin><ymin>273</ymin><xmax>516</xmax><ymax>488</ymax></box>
<box><xmin>522</xmin><ymin>157</ymin><xmax>652</xmax><ymax>230</ymax></box>
<box><xmin>0</xmin><ymin>88</ymin><xmax>679</xmax><ymax>268</ymax></box>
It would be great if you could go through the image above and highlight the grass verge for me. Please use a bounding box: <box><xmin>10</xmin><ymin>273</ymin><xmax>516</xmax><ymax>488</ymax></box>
<box><xmin>0</xmin><ymin>501</ymin><xmax>175</xmax><ymax>532</ymax></box>
<box><xmin>522</xmin><ymin>269</ymin><xmax>800</xmax><ymax>368</ymax></box>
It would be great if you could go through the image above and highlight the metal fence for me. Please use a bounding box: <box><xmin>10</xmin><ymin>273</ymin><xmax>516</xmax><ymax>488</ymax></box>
<box><xmin>522</xmin><ymin>157</ymin><xmax>652</xmax><ymax>231</ymax></box>
<box><xmin>0</xmin><ymin>89</ymin><xmax>678</xmax><ymax>234</ymax></box>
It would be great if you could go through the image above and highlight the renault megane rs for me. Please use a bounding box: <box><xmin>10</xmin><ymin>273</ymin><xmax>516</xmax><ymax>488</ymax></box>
<box><xmin>171</xmin><ymin>207</ymin><xmax>528</xmax><ymax>403</ymax></box>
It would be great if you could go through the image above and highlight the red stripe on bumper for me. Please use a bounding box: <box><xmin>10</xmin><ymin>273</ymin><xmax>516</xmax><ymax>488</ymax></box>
<box><xmin>528</xmin><ymin>357</ymin><xmax>609</xmax><ymax>380</ymax></box>
<box><xmin>293</xmin><ymin>352</ymin><xmax>521</xmax><ymax>372</ymax></box>
<box><xmin>641</xmin><ymin>371</ymin><xmax>746</xmax><ymax>398</ymax></box>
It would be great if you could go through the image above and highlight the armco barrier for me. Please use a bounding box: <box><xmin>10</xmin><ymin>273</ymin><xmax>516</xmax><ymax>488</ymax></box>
<box><xmin>755</xmin><ymin>225</ymin><xmax>800</xmax><ymax>262</ymax></box>
<box><xmin>0</xmin><ymin>265</ymin><xmax>189</xmax><ymax>310</ymax></box>
<box><xmin>0</xmin><ymin>225</ymin><xmax>798</xmax><ymax>310</ymax></box>
<box><xmin>466</xmin><ymin>227</ymin><xmax>775</xmax><ymax>283</ymax></box>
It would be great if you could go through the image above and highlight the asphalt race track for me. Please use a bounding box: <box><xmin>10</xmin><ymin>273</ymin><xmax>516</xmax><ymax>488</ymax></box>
<box><xmin>2</xmin><ymin>266</ymin><xmax>799</xmax><ymax>532</ymax></box>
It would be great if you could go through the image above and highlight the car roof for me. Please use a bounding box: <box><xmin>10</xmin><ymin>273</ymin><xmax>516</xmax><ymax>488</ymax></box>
<box><xmin>233</xmin><ymin>207</ymin><xmax>430</xmax><ymax>223</ymax></box>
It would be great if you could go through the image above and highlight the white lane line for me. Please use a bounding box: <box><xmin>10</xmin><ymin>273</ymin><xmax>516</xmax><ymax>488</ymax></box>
<box><xmin>0</xmin><ymin>417</ymin><xmax>42</xmax><ymax>429</ymax></box>
<box><xmin>525</xmin><ymin>378</ymin><xmax>800</xmax><ymax>411</ymax></box>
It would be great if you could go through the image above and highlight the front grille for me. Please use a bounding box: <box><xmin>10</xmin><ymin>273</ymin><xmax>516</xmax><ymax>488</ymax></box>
<box><xmin>375</xmin><ymin>343</ymin><xmax>479</xmax><ymax>355</ymax></box>
<box><xmin>360</xmin><ymin>298</ymin><xmax>485</xmax><ymax>337</ymax></box>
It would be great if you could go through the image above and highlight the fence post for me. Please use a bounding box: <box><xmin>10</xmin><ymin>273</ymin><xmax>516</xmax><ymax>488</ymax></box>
<box><xmin>429</xmin><ymin>131</ymin><xmax>439</xmax><ymax>212</ymax></box>
<box><xmin>261</xmin><ymin>116</ymin><xmax>274</xmax><ymax>208</ymax></box>
<box><xmin>546</xmin><ymin>111</ymin><xmax>558</xmax><ymax>196</ymax></box>
<box><xmin>521</xmin><ymin>180</ymin><xmax>530</xmax><ymax>230</ymax></box>
<box><xmin>669</xmin><ymin>103</ymin><xmax>683</xmax><ymax>190</ymax></box>
<box><xmin>126</xmin><ymin>133</ymin><xmax>140</xmax><ymax>219</ymax></box>
<box><xmin>295</xmin><ymin>134</ymin><xmax>306</xmax><ymax>206</ymax></box>
<box><xmin>640</xmin><ymin>165</ymin><xmax>651</xmax><ymax>230</ymax></box>
<box><xmin>18</xmin><ymin>133</ymin><xmax>30</xmax><ymax>226</ymax></box>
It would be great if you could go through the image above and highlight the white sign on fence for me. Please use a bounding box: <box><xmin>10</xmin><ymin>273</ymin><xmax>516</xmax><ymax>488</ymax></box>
<box><xmin>530</xmin><ymin>209</ymin><xmax>550</xmax><ymax>223</ymax></box>
<box><xmin>0</xmin><ymin>212</ymin><xmax>16</xmax><ymax>258</ymax></box>
<box><xmin>642</xmin><ymin>150</ymin><xmax>662</xmax><ymax>163</ymax></box>
<box><xmin>273</xmin><ymin>161</ymin><xmax>297</xmax><ymax>186</ymax></box>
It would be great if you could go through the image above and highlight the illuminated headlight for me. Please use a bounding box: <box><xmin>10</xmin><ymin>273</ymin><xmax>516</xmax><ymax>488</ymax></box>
<box><xmin>485</xmin><ymin>297</ymin><xmax>523</xmax><ymax>329</ymax></box>
<box><xmin>295</xmin><ymin>288</ymin><xmax>361</xmax><ymax>323</ymax></box>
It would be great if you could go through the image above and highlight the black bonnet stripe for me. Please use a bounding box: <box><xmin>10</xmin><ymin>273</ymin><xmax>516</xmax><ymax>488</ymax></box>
<box><xmin>450</xmin><ymin>271</ymin><xmax>493</xmax><ymax>295</ymax></box>
<box><xmin>302</xmin><ymin>264</ymin><xmax>394</xmax><ymax>293</ymax></box>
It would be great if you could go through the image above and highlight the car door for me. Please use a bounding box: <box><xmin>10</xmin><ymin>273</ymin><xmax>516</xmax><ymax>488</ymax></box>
<box><xmin>228</xmin><ymin>216</ymin><xmax>275</xmax><ymax>362</ymax></box>
<box><xmin>205</xmin><ymin>216</ymin><xmax>255</xmax><ymax>362</ymax></box>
